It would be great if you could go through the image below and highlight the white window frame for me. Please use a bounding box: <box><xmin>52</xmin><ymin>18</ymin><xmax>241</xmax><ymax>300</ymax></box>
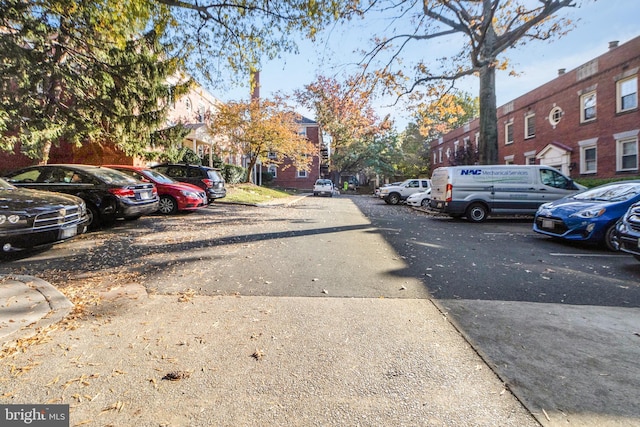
<box><xmin>297</xmin><ymin>169</ymin><xmax>308</xmax><ymax>178</ymax></box>
<box><xmin>617</xmin><ymin>136</ymin><xmax>638</xmax><ymax>172</ymax></box>
<box><xmin>268</xmin><ymin>165</ymin><xmax>277</xmax><ymax>178</ymax></box>
<box><xmin>438</xmin><ymin>148</ymin><xmax>443</xmax><ymax>163</ymax></box>
<box><xmin>578</xmin><ymin>138</ymin><xmax>598</xmax><ymax>174</ymax></box>
<box><xmin>524</xmin><ymin>150</ymin><xmax>537</xmax><ymax>166</ymax></box>
<box><xmin>505</xmin><ymin>121</ymin><xmax>514</xmax><ymax>145</ymax></box>
<box><xmin>617</xmin><ymin>75</ymin><xmax>638</xmax><ymax>113</ymax></box>
<box><xmin>453</xmin><ymin>140</ymin><xmax>459</xmax><ymax>156</ymax></box>
<box><xmin>504</xmin><ymin>155</ymin><xmax>514</xmax><ymax>165</ymax></box>
<box><xmin>524</xmin><ymin>113</ymin><xmax>536</xmax><ymax>139</ymax></box>
<box><xmin>580</xmin><ymin>91</ymin><xmax>596</xmax><ymax>123</ymax></box>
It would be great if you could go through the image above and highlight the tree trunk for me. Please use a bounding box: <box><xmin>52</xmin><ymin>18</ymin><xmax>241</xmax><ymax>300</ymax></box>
<box><xmin>39</xmin><ymin>141</ymin><xmax>52</xmax><ymax>165</ymax></box>
<box><xmin>478</xmin><ymin>64</ymin><xmax>498</xmax><ymax>165</ymax></box>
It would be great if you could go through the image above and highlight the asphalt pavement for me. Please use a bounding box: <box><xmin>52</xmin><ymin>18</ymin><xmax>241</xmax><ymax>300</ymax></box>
<box><xmin>1</xmin><ymin>194</ymin><xmax>639</xmax><ymax>426</ymax></box>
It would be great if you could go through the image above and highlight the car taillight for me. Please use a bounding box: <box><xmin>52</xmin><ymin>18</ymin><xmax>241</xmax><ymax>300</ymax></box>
<box><xmin>109</xmin><ymin>187</ymin><xmax>136</xmax><ymax>197</ymax></box>
<box><xmin>151</xmin><ymin>186</ymin><xmax>158</xmax><ymax>195</ymax></box>
<box><xmin>445</xmin><ymin>184</ymin><xmax>452</xmax><ymax>202</ymax></box>
<box><xmin>201</xmin><ymin>179</ymin><xmax>213</xmax><ymax>188</ymax></box>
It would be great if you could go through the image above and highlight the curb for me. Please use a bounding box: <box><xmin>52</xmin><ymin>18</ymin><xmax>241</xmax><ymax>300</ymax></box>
<box><xmin>1</xmin><ymin>275</ymin><xmax>73</xmax><ymax>350</ymax></box>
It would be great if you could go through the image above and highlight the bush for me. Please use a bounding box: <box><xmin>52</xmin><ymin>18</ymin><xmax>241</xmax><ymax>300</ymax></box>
<box><xmin>575</xmin><ymin>175</ymin><xmax>640</xmax><ymax>188</ymax></box>
<box><xmin>223</xmin><ymin>164</ymin><xmax>246</xmax><ymax>183</ymax></box>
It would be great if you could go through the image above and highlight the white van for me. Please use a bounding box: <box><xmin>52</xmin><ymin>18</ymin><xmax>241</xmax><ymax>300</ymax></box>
<box><xmin>429</xmin><ymin>165</ymin><xmax>585</xmax><ymax>222</ymax></box>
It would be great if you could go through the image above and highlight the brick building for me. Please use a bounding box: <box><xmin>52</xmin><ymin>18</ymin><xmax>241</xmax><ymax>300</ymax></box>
<box><xmin>263</xmin><ymin>116</ymin><xmax>324</xmax><ymax>191</ymax></box>
<box><xmin>430</xmin><ymin>36</ymin><xmax>640</xmax><ymax>181</ymax></box>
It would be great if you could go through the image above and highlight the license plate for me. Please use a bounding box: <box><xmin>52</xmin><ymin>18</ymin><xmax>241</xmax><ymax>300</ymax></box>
<box><xmin>436</xmin><ymin>202</ymin><xmax>443</xmax><ymax>209</ymax></box>
<box><xmin>60</xmin><ymin>226</ymin><xmax>77</xmax><ymax>239</ymax></box>
<box><xmin>542</xmin><ymin>219</ymin><xmax>554</xmax><ymax>229</ymax></box>
<box><xmin>138</xmin><ymin>191</ymin><xmax>150</xmax><ymax>200</ymax></box>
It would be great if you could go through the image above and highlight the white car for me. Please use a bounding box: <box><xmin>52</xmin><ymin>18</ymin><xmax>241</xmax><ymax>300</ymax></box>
<box><xmin>313</xmin><ymin>179</ymin><xmax>335</xmax><ymax>197</ymax></box>
<box><xmin>406</xmin><ymin>188</ymin><xmax>432</xmax><ymax>207</ymax></box>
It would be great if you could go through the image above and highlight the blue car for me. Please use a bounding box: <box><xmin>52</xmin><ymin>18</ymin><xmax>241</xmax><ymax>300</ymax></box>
<box><xmin>533</xmin><ymin>180</ymin><xmax>640</xmax><ymax>250</ymax></box>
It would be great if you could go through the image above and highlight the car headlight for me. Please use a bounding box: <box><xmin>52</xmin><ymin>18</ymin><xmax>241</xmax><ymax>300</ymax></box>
<box><xmin>572</xmin><ymin>207</ymin><xmax>606</xmax><ymax>219</ymax></box>
<box><xmin>0</xmin><ymin>214</ymin><xmax>26</xmax><ymax>228</ymax></box>
<box><xmin>181</xmin><ymin>190</ymin><xmax>198</xmax><ymax>198</ymax></box>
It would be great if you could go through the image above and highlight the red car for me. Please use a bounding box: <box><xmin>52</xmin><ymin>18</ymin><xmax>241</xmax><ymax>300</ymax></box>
<box><xmin>103</xmin><ymin>165</ymin><xmax>207</xmax><ymax>214</ymax></box>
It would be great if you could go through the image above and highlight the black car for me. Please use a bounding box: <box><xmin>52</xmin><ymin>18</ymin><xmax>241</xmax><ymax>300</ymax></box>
<box><xmin>3</xmin><ymin>164</ymin><xmax>159</xmax><ymax>229</ymax></box>
<box><xmin>613</xmin><ymin>201</ymin><xmax>640</xmax><ymax>262</ymax></box>
<box><xmin>0</xmin><ymin>178</ymin><xmax>88</xmax><ymax>252</ymax></box>
<box><xmin>151</xmin><ymin>163</ymin><xmax>226</xmax><ymax>202</ymax></box>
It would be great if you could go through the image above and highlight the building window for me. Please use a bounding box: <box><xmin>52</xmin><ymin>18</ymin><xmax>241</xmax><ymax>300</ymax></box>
<box><xmin>504</xmin><ymin>155</ymin><xmax>514</xmax><ymax>165</ymax></box>
<box><xmin>580</xmin><ymin>92</ymin><xmax>596</xmax><ymax>122</ymax></box>
<box><xmin>268</xmin><ymin>151</ymin><xmax>277</xmax><ymax>159</ymax></box>
<box><xmin>580</xmin><ymin>146</ymin><xmax>597</xmax><ymax>174</ymax></box>
<box><xmin>505</xmin><ymin>122</ymin><xmax>513</xmax><ymax>145</ymax></box>
<box><xmin>617</xmin><ymin>76</ymin><xmax>638</xmax><ymax>113</ymax></box>
<box><xmin>549</xmin><ymin>106</ymin><xmax>563</xmax><ymax>126</ymax></box>
<box><xmin>475</xmin><ymin>132</ymin><xmax>479</xmax><ymax>148</ymax></box>
<box><xmin>617</xmin><ymin>137</ymin><xmax>638</xmax><ymax>172</ymax></box>
<box><xmin>524</xmin><ymin>113</ymin><xmax>535</xmax><ymax>139</ymax></box>
<box><xmin>298</xmin><ymin>128</ymin><xmax>307</xmax><ymax>137</ymax></box>
<box><xmin>438</xmin><ymin>148</ymin><xmax>443</xmax><ymax>163</ymax></box>
<box><xmin>453</xmin><ymin>140</ymin><xmax>459</xmax><ymax>156</ymax></box>
<box><xmin>268</xmin><ymin>165</ymin><xmax>277</xmax><ymax>178</ymax></box>
<box><xmin>297</xmin><ymin>169</ymin><xmax>308</xmax><ymax>178</ymax></box>
<box><xmin>184</xmin><ymin>98</ymin><xmax>192</xmax><ymax>111</ymax></box>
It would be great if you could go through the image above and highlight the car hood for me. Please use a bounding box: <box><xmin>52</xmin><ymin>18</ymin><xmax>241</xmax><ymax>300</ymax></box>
<box><xmin>538</xmin><ymin>198</ymin><xmax>607</xmax><ymax>216</ymax></box>
<box><xmin>0</xmin><ymin>187</ymin><xmax>83</xmax><ymax>211</ymax></box>
<box><xmin>166</xmin><ymin>182</ymin><xmax>205</xmax><ymax>193</ymax></box>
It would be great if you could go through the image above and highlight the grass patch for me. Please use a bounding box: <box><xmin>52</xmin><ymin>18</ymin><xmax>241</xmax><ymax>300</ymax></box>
<box><xmin>218</xmin><ymin>183</ymin><xmax>295</xmax><ymax>204</ymax></box>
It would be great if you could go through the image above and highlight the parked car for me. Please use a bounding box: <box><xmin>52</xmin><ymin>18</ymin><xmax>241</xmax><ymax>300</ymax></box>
<box><xmin>430</xmin><ymin>165</ymin><xmax>585</xmax><ymax>222</ymax></box>
<box><xmin>313</xmin><ymin>179</ymin><xmax>335</xmax><ymax>197</ymax></box>
<box><xmin>612</xmin><ymin>201</ymin><xmax>640</xmax><ymax>262</ymax></box>
<box><xmin>0</xmin><ymin>178</ymin><xmax>88</xmax><ymax>252</ymax></box>
<box><xmin>380</xmin><ymin>179</ymin><xmax>431</xmax><ymax>205</ymax></box>
<box><xmin>406</xmin><ymin>188</ymin><xmax>432</xmax><ymax>207</ymax></box>
<box><xmin>151</xmin><ymin>163</ymin><xmax>226</xmax><ymax>203</ymax></box>
<box><xmin>533</xmin><ymin>180</ymin><xmax>640</xmax><ymax>250</ymax></box>
<box><xmin>104</xmin><ymin>165</ymin><xmax>207</xmax><ymax>214</ymax></box>
<box><xmin>3</xmin><ymin>164</ymin><xmax>159</xmax><ymax>229</ymax></box>
<box><xmin>374</xmin><ymin>182</ymin><xmax>402</xmax><ymax>198</ymax></box>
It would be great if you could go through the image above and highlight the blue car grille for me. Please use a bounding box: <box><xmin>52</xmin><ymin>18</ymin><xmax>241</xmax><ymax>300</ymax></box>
<box><xmin>535</xmin><ymin>216</ymin><xmax>568</xmax><ymax>235</ymax></box>
<box><xmin>33</xmin><ymin>206</ymin><xmax>83</xmax><ymax>230</ymax></box>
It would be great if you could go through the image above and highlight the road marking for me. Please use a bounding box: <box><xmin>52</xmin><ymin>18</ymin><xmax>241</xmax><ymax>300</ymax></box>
<box><xmin>550</xmin><ymin>253</ymin><xmax>621</xmax><ymax>257</ymax></box>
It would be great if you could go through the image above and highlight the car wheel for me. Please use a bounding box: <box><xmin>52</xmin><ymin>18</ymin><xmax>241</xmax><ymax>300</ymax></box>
<box><xmin>603</xmin><ymin>224</ymin><xmax>618</xmax><ymax>251</ymax></box>
<box><xmin>159</xmin><ymin>195</ymin><xmax>178</xmax><ymax>215</ymax></box>
<box><xmin>420</xmin><ymin>198</ymin><xmax>429</xmax><ymax>207</ymax></box>
<box><xmin>466</xmin><ymin>203</ymin><xmax>488</xmax><ymax>223</ymax></box>
<box><xmin>387</xmin><ymin>193</ymin><xmax>401</xmax><ymax>205</ymax></box>
<box><xmin>86</xmin><ymin>205</ymin><xmax>102</xmax><ymax>230</ymax></box>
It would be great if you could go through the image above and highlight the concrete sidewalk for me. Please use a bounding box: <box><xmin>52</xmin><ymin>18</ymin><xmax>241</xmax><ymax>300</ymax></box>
<box><xmin>0</xmin><ymin>276</ymin><xmax>539</xmax><ymax>426</ymax></box>
<box><xmin>0</xmin><ymin>275</ymin><xmax>73</xmax><ymax>349</ymax></box>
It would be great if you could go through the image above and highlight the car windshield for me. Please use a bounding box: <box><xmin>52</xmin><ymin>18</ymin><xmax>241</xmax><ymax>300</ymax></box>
<box><xmin>573</xmin><ymin>183</ymin><xmax>640</xmax><ymax>202</ymax></box>
<box><xmin>315</xmin><ymin>180</ymin><xmax>332</xmax><ymax>185</ymax></box>
<box><xmin>143</xmin><ymin>169</ymin><xmax>175</xmax><ymax>184</ymax></box>
<box><xmin>0</xmin><ymin>178</ymin><xmax>15</xmax><ymax>189</ymax></box>
<box><xmin>91</xmin><ymin>167</ymin><xmax>139</xmax><ymax>184</ymax></box>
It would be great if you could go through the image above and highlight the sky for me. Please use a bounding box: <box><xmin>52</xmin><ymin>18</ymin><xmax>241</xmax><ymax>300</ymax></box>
<box><xmin>217</xmin><ymin>0</ymin><xmax>640</xmax><ymax>130</ymax></box>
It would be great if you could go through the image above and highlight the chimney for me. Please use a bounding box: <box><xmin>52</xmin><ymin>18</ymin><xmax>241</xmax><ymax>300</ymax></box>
<box><xmin>250</xmin><ymin>69</ymin><xmax>260</xmax><ymax>101</ymax></box>
<box><xmin>609</xmin><ymin>41</ymin><xmax>619</xmax><ymax>50</ymax></box>
<box><xmin>558</xmin><ymin>68</ymin><xmax>566</xmax><ymax>75</ymax></box>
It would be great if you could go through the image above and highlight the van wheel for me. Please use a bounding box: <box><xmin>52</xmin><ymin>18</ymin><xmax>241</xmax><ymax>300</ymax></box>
<box><xmin>603</xmin><ymin>224</ymin><xmax>618</xmax><ymax>251</ymax></box>
<box><xmin>466</xmin><ymin>203</ymin><xmax>488</xmax><ymax>223</ymax></box>
<box><xmin>387</xmin><ymin>193</ymin><xmax>401</xmax><ymax>205</ymax></box>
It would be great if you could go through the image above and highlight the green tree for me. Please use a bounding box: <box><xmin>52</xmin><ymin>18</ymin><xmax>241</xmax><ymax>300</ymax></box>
<box><xmin>0</xmin><ymin>0</ymin><xmax>188</xmax><ymax>163</ymax></box>
<box><xmin>397</xmin><ymin>122</ymin><xmax>430</xmax><ymax>178</ymax></box>
<box><xmin>350</xmin><ymin>0</ymin><xmax>579</xmax><ymax>164</ymax></box>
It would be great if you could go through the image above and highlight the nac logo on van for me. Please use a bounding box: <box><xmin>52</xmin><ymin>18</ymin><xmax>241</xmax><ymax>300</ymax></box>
<box><xmin>460</xmin><ymin>169</ymin><xmax>482</xmax><ymax>175</ymax></box>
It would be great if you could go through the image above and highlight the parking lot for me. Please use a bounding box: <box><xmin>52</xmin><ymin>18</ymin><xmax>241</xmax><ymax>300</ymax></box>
<box><xmin>2</xmin><ymin>194</ymin><xmax>640</xmax><ymax>426</ymax></box>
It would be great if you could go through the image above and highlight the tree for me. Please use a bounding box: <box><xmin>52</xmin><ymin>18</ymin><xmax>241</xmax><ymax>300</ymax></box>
<box><xmin>0</xmin><ymin>0</ymin><xmax>189</xmax><ymax>163</ymax></box>
<box><xmin>208</xmin><ymin>98</ymin><xmax>315</xmax><ymax>183</ymax></box>
<box><xmin>295</xmin><ymin>75</ymin><xmax>392</xmax><ymax>181</ymax></box>
<box><xmin>153</xmin><ymin>0</ymin><xmax>354</xmax><ymax>86</ymax></box>
<box><xmin>352</xmin><ymin>0</ymin><xmax>579</xmax><ymax>164</ymax></box>
<box><xmin>397</xmin><ymin>122</ymin><xmax>430</xmax><ymax>178</ymax></box>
